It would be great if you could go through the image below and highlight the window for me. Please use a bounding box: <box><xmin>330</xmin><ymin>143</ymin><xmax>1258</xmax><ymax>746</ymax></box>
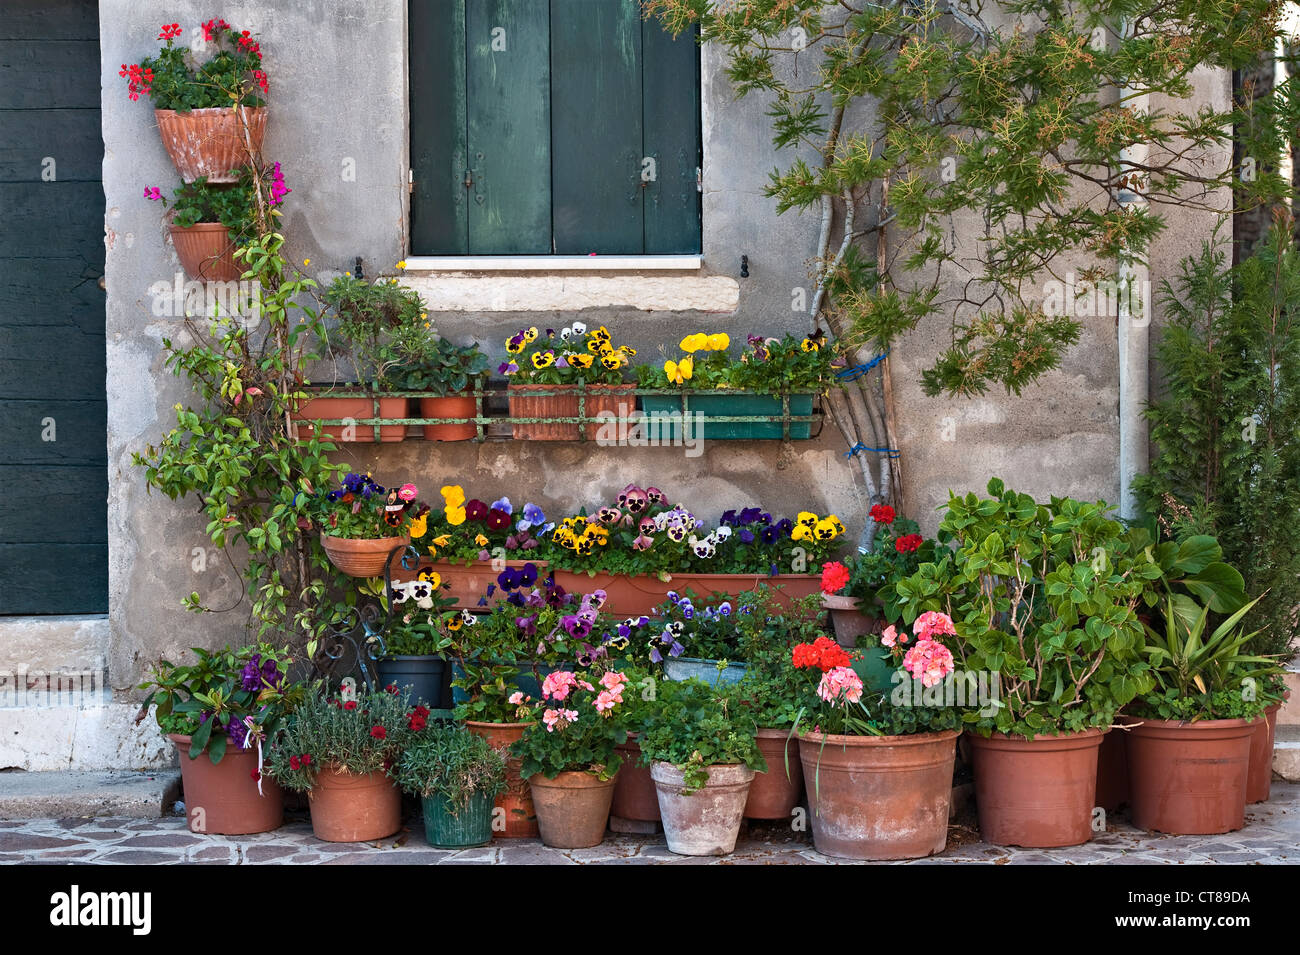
<box><xmin>409</xmin><ymin>0</ymin><xmax>702</xmax><ymax>257</ymax></box>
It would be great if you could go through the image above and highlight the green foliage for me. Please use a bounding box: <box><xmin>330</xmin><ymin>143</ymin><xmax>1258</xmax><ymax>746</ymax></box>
<box><xmin>395</xmin><ymin>725</ymin><xmax>507</xmax><ymax>808</ymax></box>
<box><xmin>266</xmin><ymin>685</ymin><xmax>415</xmax><ymax>791</ymax></box>
<box><xmin>138</xmin><ymin>644</ymin><xmax>306</xmax><ymax>763</ymax></box>
<box><xmin>323</xmin><ymin>275</ymin><xmax>431</xmax><ymax>391</ymax></box>
<box><xmin>732</xmin><ymin>589</ymin><xmax>826</xmax><ymax>729</ymax></box>
<box><xmin>133</xmin><ymin>21</ymin><xmax>266</xmax><ymax>111</ymax></box>
<box><xmin>1135</xmin><ymin>222</ymin><xmax>1300</xmax><ymax>661</ymax></box>
<box><xmin>893</xmin><ymin>478</ymin><xmax>1155</xmax><ymax>737</ymax></box>
<box><xmin>636</xmin><ymin>333</ymin><xmax>838</xmax><ymax>394</ymax></box>
<box><xmin>846</xmin><ymin>514</ymin><xmax>943</xmax><ymax>621</ymax></box>
<box><xmin>156</xmin><ymin>170</ymin><xmax>266</xmax><ymax>245</ymax></box>
<box><xmin>511</xmin><ymin>668</ymin><xmax>632</xmax><ymax>780</ymax></box>
<box><xmin>397</xmin><ymin>336</ymin><xmax>491</xmax><ymax>395</ymax></box>
<box><xmin>637</xmin><ymin>680</ymin><xmax>766</xmax><ymax>793</ymax></box>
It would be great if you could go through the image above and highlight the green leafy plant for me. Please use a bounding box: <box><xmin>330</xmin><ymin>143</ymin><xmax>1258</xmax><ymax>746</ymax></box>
<box><xmin>828</xmin><ymin>507</ymin><xmax>943</xmax><ymax>622</ymax></box>
<box><xmin>122</xmin><ymin>19</ymin><xmax>267</xmax><ymax>110</ymax></box>
<box><xmin>510</xmin><ymin>668</ymin><xmax>632</xmax><ymax>781</ymax></box>
<box><xmin>637</xmin><ymin>680</ymin><xmax>765</xmax><ymax>793</ymax></box>
<box><xmin>395</xmin><ymin>725</ymin><xmax>507</xmax><ymax>810</ymax></box>
<box><xmin>732</xmin><ymin>589</ymin><xmax>824</xmax><ymax>729</ymax></box>
<box><xmin>137</xmin><ymin>644</ymin><xmax>307</xmax><ymax>765</ymax></box>
<box><xmin>637</xmin><ymin>332</ymin><xmax>838</xmax><ymax>394</ymax></box>
<box><xmin>397</xmin><ymin>336</ymin><xmax>491</xmax><ymax>395</ymax></box>
<box><xmin>323</xmin><ymin>275</ymin><xmax>432</xmax><ymax>391</ymax></box>
<box><xmin>303</xmin><ymin>472</ymin><xmax>426</xmax><ymax>541</ymax></box>
<box><xmin>894</xmin><ymin>479</ymin><xmax>1155</xmax><ymax>737</ymax></box>
<box><xmin>146</xmin><ymin>169</ymin><xmax>272</xmax><ymax>246</ymax></box>
<box><xmin>266</xmin><ymin>684</ymin><xmax>418</xmax><ymax>791</ymax></box>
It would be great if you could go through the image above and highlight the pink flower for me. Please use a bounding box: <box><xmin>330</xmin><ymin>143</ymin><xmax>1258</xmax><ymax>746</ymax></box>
<box><xmin>507</xmin><ymin>691</ymin><xmax>525</xmax><ymax>705</ymax></box>
<box><xmin>881</xmin><ymin>625</ymin><xmax>897</xmax><ymax>648</ymax></box>
<box><xmin>594</xmin><ymin>690</ymin><xmax>621</xmax><ymax>714</ymax></box>
<box><xmin>902</xmin><ymin>637</ymin><xmax>955</xmax><ymax>688</ymax></box>
<box><xmin>541</xmin><ymin>671</ymin><xmax>577</xmax><ymax>702</ymax></box>
<box><xmin>599</xmin><ymin>671</ymin><xmax>627</xmax><ymax>691</ymax></box>
<box><xmin>817</xmin><ymin>666</ymin><xmax>864</xmax><ymax>704</ymax></box>
<box><xmin>542</xmin><ymin>708</ymin><xmax>562</xmax><ymax>732</ymax></box>
<box><xmin>143</xmin><ymin>186</ymin><xmax>162</xmax><ymax>201</ymax></box>
<box><xmin>398</xmin><ymin>483</ymin><xmax>418</xmax><ymax>502</ymax></box>
<box><xmin>913</xmin><ymin>611</ymin><xmax>957</xmax><ymax>641</ymax></box>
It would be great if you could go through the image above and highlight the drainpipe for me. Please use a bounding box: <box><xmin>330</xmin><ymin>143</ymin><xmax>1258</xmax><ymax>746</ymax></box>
<box><xmin>1117</xmin><ymin>19</ymin><xmax>1149</xmax><ymax>521</ymax></box>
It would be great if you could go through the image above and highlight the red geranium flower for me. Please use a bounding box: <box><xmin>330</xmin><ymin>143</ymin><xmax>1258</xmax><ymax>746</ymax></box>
<box><xmin>820</xmin><ymin>561</ymin><xmax>851</xmax><ymax>595</ymax></box>
<box><xmin>869</xmin><ymin>504</ymin><xmax>895</xmax><ymax>525</ymax></box>
<box><xmin>894</xmin><ymin>534</ymin><xmax>923</xmax><ymax>554</ymax></box>
<box><xmin>158</xmin><ymin>23</ymin><xmax>182</xmax><ymax>41</ymax></box>
<box><xmin>370</xmin><ymin>726</ymin><xmax>387</xmax><ymax>740</ymax></box>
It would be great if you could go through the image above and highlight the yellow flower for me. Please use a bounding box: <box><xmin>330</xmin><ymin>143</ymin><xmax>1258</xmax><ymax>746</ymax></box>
<box><xmin>664</xmin><ymin>356</ymin><xmax>693</xmax><ymax>384</ymax></box>
<box><xmin>445</xmin><ymin>506</ymin><xmax>466</xmax><ymax>526</ymax></box>
<box><xmin>619</xmin><ymin>345</ymin><xmax>637</xmax><ymax>357</ymax></box>
<box><xmin>446</xmin><ymin>614</ymin><xmax>463</xmax><ymax>632</ymax></box>
<box><xmin>532</xmin><ymin>351</ymin><xmax>555</xmax><ymax>369</ymax></box>
<box><xmin>570</xmin><ymin>353</ymin><xmax>594</xmax><ymax>369</ymax></box>
<box><xmin>680</xmin><ymin>333</ymin><xmax>708</xmax><ymax>353</ymax></box>
<box><xmin>440</xmin><ymin>485</ymin><xmax>466</xmax><ymax>508</ymax></box>
<box><xmin>801</xmin><ymin>338</ymin><xmax>819</xmax><ymax>352</ymax></box>
<box><xmin>600</xmin><ymin>352</ymin><xmax>622</xmax><ymax>371</ymax></box>
<box><xmin>303</xmin><ymin>258</ymin><xmax>311</xmax><ymax>266</ymax></box>
<box><xmin>431</xmin><ymin>534</ymin><xmax>451</xmax><ymax>548</ymax></box>
<box><xmin>587</xmin><ymin>338</ymin><xmax>605</xmax><ymax>355</ymax></box>
<box><xmin>827</xmin><ymin>515</ymin><xmax>846</xmax><ymax>535</ymax></box>
<box><xmin>475</xmin><ymin>533</ymin><xmax>489</xmax><ymax>547</ymax></box>
<box><xmin>524</xmin><ymin>326</ymin><xmax>539</xmax><ymax>344</ymax></box>
<box><xmin>418</xmin><ymin>570</ymin><xmax>442</xmax><ymax>589</ymax></box>
<box><xmin>813</xmin><ymin>518</ymin><xmax>840</xmax><ymax>541</ymax></box>
<box><xmin>408</xmin><ymin>514</ymin><xmax>428</xmax><ymax>538</ymax></box>
<box><xmin>791</xmin><ymin>524</ymin><xmax>812</xmax><ymax>542</ymax></box>
<box><xmin>796</xmin><ymin>510</ymin><xmax>819</xmax><ymax>529</ymax></box>
<box><xmin>590</xmin><ymin>325</ymin><xmax>611</xmax><ymax>345</ymax></box>
<box><xmin>506</xmin><ymin>337</ymin><xmax>525</xmax><ymax>354</ymax></box>
<box><xmin>706</xmin><ymin>333</ymin><xmax>730</xmax><ymax>351</ymax></box>
<box><xmin>397</xmin><ymin>260</ymin><xmax>408</xmax><ymax>270</ymax></box>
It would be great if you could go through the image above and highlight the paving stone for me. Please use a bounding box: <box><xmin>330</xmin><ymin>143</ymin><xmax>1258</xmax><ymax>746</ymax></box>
<box><xmin>244</xmin><ymin>845</ymin><xmax>298</xmax><ymax>862</ymax></box>
<box><xmin>0</xmin><ymin>832</ymin><xmax>83</xmax><ymax>851</ymax></box>
<box><xmin>118</xmin><ymin>833</ymin><xmax>202</xmax><ymax>848</ymax></box>
<box><xmin>100</xmin><ymin>849</ymin><xmax>184</xmax><ymax>864</ymax></box>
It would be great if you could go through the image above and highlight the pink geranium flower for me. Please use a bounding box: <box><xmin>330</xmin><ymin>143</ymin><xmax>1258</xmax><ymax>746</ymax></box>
<box><xmin>902</xmin><ymin>637</ymin><xmax>955</xmax><ymax>687</ymax></box>
<box><xmin>817</xmin><ymin>666</ymin><xmax>864</xmax><ymax>704</ymax></box>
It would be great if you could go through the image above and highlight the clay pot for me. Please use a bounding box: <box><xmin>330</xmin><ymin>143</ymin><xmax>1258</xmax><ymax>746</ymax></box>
<box><xmin>745</xmin><ymin>728</ymin><xmax>804</xmax><ymax>820</ymax></box>
<box><xmin>465</xmin><ymin>721</ymin><xmax>537</xmax><ymax>838</ymax></box>
<box><xmin>967</xmin><ymin>728</ymin><xmax>1105</xmax><ymax>848</ymax></box>
<box><xmin>307</xmin><ymin>765</ymin><xmax>401</xmax><ymax>842</ymax></box>
<box><xmin>797</xmin><ymin>729</ymin><xmax>957</xmax><ymax>860</ymax></box>
<box><xmin>421</xmin><ymin>394</ymin><xmax>478</xmax><ymax>441</ymax></box>
<box><xmin>1248</xmin><ymin>703</ymin><xmax>1284</xmax><ymax>804</ymax></box>
<box><xmin>611</xmin><ymin>736</ymin><xmax>660</xmax><ymax>822</ymax></box>
<box><xmin>168</xmin><ymin>223</ymin><xmax>244</xmax><ymax>282</ymax></box>
<box><xmin>1094</xmin><ymin>722</ymin><xmax>1130</xmax><ymax>813</ymax></box>
<box><xmin>321</xmin><ymin>535</ymin><xmax>410</xmax><ymax>578</ymax></box>
<box><xmin>391</xmin><ymin>559</ymin><xmax>546</xmax><ymax>605</ymax></box>
<box><xmin>545</xmin><ymin>569</ymin><xmax>822</xmax><ymax>618</ymax></box>
<box><xmin>651</xmin><ymin>761</ymin><xmax>754</xmax><ymax>856</ymax></box>
<box><xmin>292</xmin><ymin>394</ymin><xmax>409</xmax><ymax>443</ymax></box>
<box><xmin>581</xmin><ymin>383</ymin><xmax>637</xmax><ymax>439</ymax></box>
<box><xmin>507</xmin><ymin>383</ymin><xmax>636</xmax><ymax>440</ymax></box>
<box><xmin>820</xmin><ymin>594</ymin><xmax>881</xmax><ymax>648</ymax></box>
<box><xmin>154</xmin><ymin>106</ymin><xmax>267</xmax><ymax>182</ymax></box>
<box><xmin>168</xmin><ymin>733</ymin><xmax>283</xmax><ymax>835</ymax></box>
<box><xmin>529</xmin><ymin>771</ymin><xmax>617</xmax><ymax>848</ymax></box>
<box><xmin>1124</xmin><ymin>716</ymin><xmax>1258</xmax><ymax>834</ymax></box>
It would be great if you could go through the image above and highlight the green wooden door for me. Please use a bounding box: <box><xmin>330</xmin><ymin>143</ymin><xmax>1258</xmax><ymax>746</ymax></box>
<box><xmin>0</xmin><ymin>0</ymin><xmax>107</xmax><ymax>613</ymax></box>
<box><xmin>409</xmin><ymin>0</ymin><xmax>701</xmax><ymax>256</ymax></box>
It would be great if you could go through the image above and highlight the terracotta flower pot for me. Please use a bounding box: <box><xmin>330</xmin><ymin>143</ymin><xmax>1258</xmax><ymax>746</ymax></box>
<box><xmin>307</xmin><ymin>765</ymin><xmax>401</xmax><ymax>842</ymax></box>
<box><xmin>1248</xmin><ymin>702</ymin><xmax>1284</xmax><ymax>804</ymax></box>
<box><xmin>581</xmin><ymin>383</ymin><xmax>637</xmax><ymax>440</ymax></box>
<box><xmin>529</xmin><ymin>770</ymin><xmax>617</xmax><ymax>848</ymax></box>
<box><xmin>465</xmin><ymin>721</ymin><xmax>537</xmax><ymax>838</ymax></box>
<box><xmin>611</xmin><ymin>736</ymin><xmax>660</xmax><ymax>822</ymax></box>
<box><xmin>1094</xmin><ymin>722</ymin><xmax>1130</xmax><ymax>813</ymax></box>
<box><xmin>154</xmin><ymin>106</ymin><xmax>267</xmax><ymax>182</ymax></box>
<box><xmin>745</xmin><ymin>728</ymin><xmax>804</xmax><ymax>820</ymax></box>
<box><xmin>797</xmin><ymin>729</ymin><xmax>957</xmax><ymax>859</ymax></box>
<box><xmin>168</xmin><ymin>733</ymin><xmax>283</xmax><ymax>835</ymax></box>
<box><xmin>967</xmin><ymin>728</ymin><xmax>1105</xmax><ymax>848</ymax></box>
<box><xmin>421</xmin><ymin>394</ymin><xmax>478</xmax><ymax>441</ymax></box>
<box><xmin>391</xmin><ymin>559</ymin><xmax>546</xmax><ymax>605</ymax></box>
<box><xmin>545</xmin><ymin>569</ymin><xmax>822</xmax><ymax>618</ymax></box>
<box><xmin>508</xmin><ymin>383</ymin><xmax>580</xmax><ymax>440</ymax></box>
<box><xmin>321</xmin><ymin>534</ymin><xmax>410</xmax><ymax>578</ymax></box>
<box><xmin>651</xmin><ymin>760</ymin><xmax>754</xmax><ymax>856</ymax></box>
<box><xmin>168</xmin><ymin>223</ymin><xmax>243</xmax><ymax>282</ymax></box>
<box><xmin>292</xmin><ymin>394</ymin><xmax>409</xmax><ymax>443</ymax></box>
<box><xmin>1124</xmin><ymin>716</ymin><xmax>1258</xmax><ymax>834</ymax></box>
<box><xmin>820</xmin><ymin>594</ymin><xmax>881</xmax><ymax>648</ymax></box>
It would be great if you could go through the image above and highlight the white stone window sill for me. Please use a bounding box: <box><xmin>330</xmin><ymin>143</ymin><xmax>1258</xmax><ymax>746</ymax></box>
<box><xmin>403</xmin><ymin>254</ymin><xmax>703</xmax><ymax>272</ymax></box>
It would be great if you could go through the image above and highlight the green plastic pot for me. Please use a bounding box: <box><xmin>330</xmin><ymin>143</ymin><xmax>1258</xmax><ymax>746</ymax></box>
<box><xmin>421</xmin><ymin>791</ymin><xmax>495</xmax><ymax>848</ymax></box>
<box><xmin>853</xmin><ymin>645</ymin><xmax>898</xmax><ymax>694</ymax></box>
<box><xmin>640</xmin><ymin>393</ymin><xmax>814</xmax><ymax>440</ymax></box>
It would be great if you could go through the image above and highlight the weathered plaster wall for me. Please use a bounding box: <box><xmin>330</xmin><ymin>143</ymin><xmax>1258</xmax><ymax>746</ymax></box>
<box><xmin>97</xmin><ymin>0</ymin><xmax>1227</xmax><ymax>738</ymax></box>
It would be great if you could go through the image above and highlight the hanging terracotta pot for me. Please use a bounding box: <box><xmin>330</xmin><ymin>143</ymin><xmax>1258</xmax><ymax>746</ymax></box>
<box><xmin>421</xmin><ymin>393</ymin><xmax>478</xmax><ymax>441</ymax></box>
<box><xmin>154</xmin><ymin>106</ymin><xmax>267</xmax><ymax>182</ymax></box>
<box><xmin>465</xmin><ymin>721</ymin><xmax>537</xmax><ymax>837</ymax></box>
<box><xmin>745</xmin><ymin>728</ymin><xmax>804</xmax><ymax>820</ymax></box>
<box><xmin>820</xmin><ymin>594</ymin><xmax>881</xmax><ymax>648</ymax></box>
<box><xmin>307</xmin><ymin>765</ymin><xmax>401</xmax><ymax>842</ymax></box>
<box><xmin>320</xmin><ymin>534</ymin><xmax>409</xmax><ymax>578</ymax></box>
<box><xmin>529</xmin><ymin>771</ymin><xmax>617</xmax><ymax>848</ymax></box>
<box><xmin>611</xmin><ymin>736</ymin><xmax>660</xmax><ymax>822</ymax></box>
<box><xmin>291</xmin><ymin>393</ymin><xmax>409</xmax><ymax>443</ymax></box>
<box><xmin>1124</xmin><ymin>716</ymin><xmax>1258</xmax><ymax>834</ymax></box>
<box><xmin>168</xmin><ymin>223</ymin><xmax>243</xmax><ymax>282</ymax></box>
<box><xmin>967</xmin><ymin>728</ymin><xmax>1104</xmax><ymax>848</ymax></box>
<box><xmin>652</xmin><ymin>761</ymin><xmax>754</xmax><ymax>856</ymax></box>
<box><xmin>798</xmin><ymin>729</ymin><xmax>958</xmax><ymax>859</ymax></box>
<box><xmin>1248</xmin><ymin>698</ymin><xmax>1287</xmax><ymax>803</ymax></box>
<box><xmin>168</xmin><ymin>734</ymin><xmax>283</xmax><ymax>835</ymax></box>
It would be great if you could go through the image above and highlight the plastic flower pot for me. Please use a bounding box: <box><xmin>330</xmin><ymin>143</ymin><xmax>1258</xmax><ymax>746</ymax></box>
<box><xmin>320</xmin><ymin>534</ymin><xmax>410</xmax><ymax>578</ymax></box>
<box><xmin>421</xmin><ymin>791</ymin><xmax>495</xmax><ymax>848</ymax></box>
<box><xmin>168</xmin><ymin>733</ymin><xmax>283</xmax><ymax>835</ymax></box>
<box><xmin>611</xmin><ymin>735</ymin><xmax>660</xmax><ymax>822</ymax></box>
<box><xmin>1123</xmin><ymin>716</ymin><xmax>1259</xmax><ymax>834</ymax></box>
<box><xmin>967</xmin><ymin>728</ymin><xmax>1105</xmax><ymax>848</ymax></box>
<box><xmin>373</xmin><ymin>655</ymin><xmax>451</xmax><ymax>710</ymax></box>
<box><xmin>464</xmin><ymin>721</ymin><xmax>538</xmax><ymax>838</ymax></box>
<box><xmin>154</xmin><ymin>106</ymin><xmax>267</xmax><ymax>182</ymax></box>
<box><xmin>307</xmin><ymin>765</ymin><xmax>401</xmax><ymax>842</ymax></box>
<box><xmin>745</xmin><ymin>728</ymin><xmax>804</xmax><ymax>820</ymax></box>
<box><xmin>797</xmin><ymin>729</ymin><xmax>958</xmax><ymax>860</ymax></box>
<box><xmin>639</xmin><ymin>392</ymin><xmax>814</xmax><ymax>440</ymax></box>
<box><xmin>291</xmin><ymin>393</ymin><xmax>409</xmax><ymax>443</ymax></box>
<box><xmin>168</xmin><ymin>223</ymin><xmax>244</xmax><ymax>282</ymax></box>
<box><xmin>652</xmin><ymin>761</ymin><xmax>754</xmax><ymax>856</ymax></box>
<box><xmin>529</xmin><ymin>771</ymin><xmax>617</xmax><ymax>849</ymax></box>
<box><xmin>662</xmin><ymin>657</ymin><xmax>747</xmax><ymax>686</ymax></box>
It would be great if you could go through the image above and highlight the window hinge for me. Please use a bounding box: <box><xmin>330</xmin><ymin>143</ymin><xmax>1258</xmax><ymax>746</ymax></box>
<box><xmin>463</xmin><ymin>170</ymin><xmax>474</xmax><ymax>189</ymax></box>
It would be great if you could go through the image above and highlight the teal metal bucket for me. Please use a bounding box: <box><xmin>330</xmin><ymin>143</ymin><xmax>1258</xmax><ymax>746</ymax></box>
<box><xmin>421</xmin><ymin>791</ymin><xmax>495</xmax><ymax>848</ymax></box>
<box><xmin>640</xmin><ymin>393</ymin><xmax>814</xmax><ymax>440</ymax></box>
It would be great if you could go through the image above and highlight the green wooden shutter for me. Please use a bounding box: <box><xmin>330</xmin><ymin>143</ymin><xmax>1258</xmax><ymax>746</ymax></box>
<box><xmin>550</xmin><ymin>0</ymin><xmax>644</xmax><ymax>254</ymax></box>
<box><xmin>642</xmin><ymin>19</ymin><xmax>701</xmax><ymax>254</ymax></box>
<box><xmin>410</xmin><ymin>0</ymin><xmax>468</xmax><ymax>254</ymax></box>
<box><xmin>466</xmin><ymin>0</ymin><xmax>551</xmax><ymax>253</ymax></box>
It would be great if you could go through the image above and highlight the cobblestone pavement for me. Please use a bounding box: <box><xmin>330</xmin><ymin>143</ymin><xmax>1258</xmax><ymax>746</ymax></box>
<box><xmin>2</xmin><ymin>783</ymin><xmax>1297</xmax><ymax>865</ymax></box>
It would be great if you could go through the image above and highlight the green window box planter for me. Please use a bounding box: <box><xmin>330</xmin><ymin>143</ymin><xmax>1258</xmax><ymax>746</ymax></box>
<box><xmin>639</xmin><ymin>392</ymin><xmax>814</xmax><ymax>440</ymax></box>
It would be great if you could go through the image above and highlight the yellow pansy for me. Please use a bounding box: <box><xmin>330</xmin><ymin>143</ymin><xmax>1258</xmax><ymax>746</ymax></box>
<box><xmin>523</xmin><ymin>326</ymin><xmax>539</xmax><ymax>343</ymax></box>
<box><xmin>445</xmin><ymin>506</ymin><xmax>466</xmax><ymax>526</ymax></box>
<box><xmin>475</xmin><ymin>533</ymin><xmax>489</xmax><ymax>547</ymax></box>
<box><xmin>600</xmin><ymin>352</ymin><xmax>623</xmax><ymax>370</ymax></box>
<box><xmin>440</xmin><ymin>485</ymin><xmax>466</xmax><ymax>508</ymax></box>
<box><xmin>791</xmin><ymin>523</ymin><xmax>812</xmax><ymax>542</ymax></box>
<box><xmin>570</xmin><ymin>353</ymin><xmax>594</xmax><ymax>369</ymax></box>
<box><xmin>680</xmin><ymin>333</ymin><xmax>708</xmax><ymax>353</ymax></box>
<box><xmin>665</xmin><ymin>356</ymin><xmax>693</xmax><ymax>384</ymax></box>
<box><xmin>417</xmin><ymin>570</ymin><xmax>442</xmax><ymax>589</ymax></box>
<box><xmin>826</xmin><ymin>514</ymin><xmax>846</xmax><ymax>535</ymax></box>
<box><xmin>813</xmin><ymin>518</ymin><xmax>841</xmax><ymax>541</ymax></box>
<box><xmin>796</xmin><ymin>510</ymin><xmax>819</xmax><ymax>529</ymax></box>
<box><xmin>801</xmin><ymin>338</ymin><xmax>819</xmax><ymax>352</ymax></box>
<box><xmin>408</xmin><ymin>514</ymin><xmax>428</xmax><ymax>538</ymax></box>
<box><xmin>706</xmin><ymin>333</ymin><xmax>730</xmax><ymax>351</ymax></box>
<box><xmin>590</xmin><ymin>325</ymin><xmax>611</xmax><ymax>345</ymax></box>
<box><xmin>619</xmin><ymin>345</ymin><xmax>637</xmax><ymax>357</ymax></box>
<box><xmin>532</xmin><ymin>351</ymin><xmax>555</xmax><ymax>369</ymax></box>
